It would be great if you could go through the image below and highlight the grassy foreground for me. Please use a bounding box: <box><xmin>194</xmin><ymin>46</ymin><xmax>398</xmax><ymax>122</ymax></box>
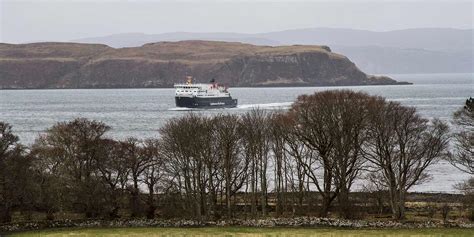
<box><xmin>10</xmin><ymin>227</ymin><xmax>474</xmax><ymax>237</ymax></box>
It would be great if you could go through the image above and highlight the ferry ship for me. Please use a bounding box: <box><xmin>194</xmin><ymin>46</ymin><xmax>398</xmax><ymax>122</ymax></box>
<box><xmin>174</xmin><ymin>76</ymin><xmax>238</xmax><ymax>108</ymax></box>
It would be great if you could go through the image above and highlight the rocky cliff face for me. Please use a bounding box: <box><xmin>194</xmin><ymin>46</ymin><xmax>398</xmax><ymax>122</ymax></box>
<box><xmin>0</xmin><ymin>41</ymin><xmax>403</xmax><ymax>89</ymax></box>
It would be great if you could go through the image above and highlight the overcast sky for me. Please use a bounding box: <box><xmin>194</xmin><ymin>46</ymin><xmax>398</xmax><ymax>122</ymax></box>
<box><xmin>1</xmin><ymin>0</ymin><xmax>473</xmax><ymax>43</ymax></box>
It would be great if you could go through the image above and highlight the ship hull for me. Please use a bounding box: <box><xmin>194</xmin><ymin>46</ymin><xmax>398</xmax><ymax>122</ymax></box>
<box><xmin>175</xmin><ymin>96</ymin><xmax>238</xmax><ymax>108</ymax></box>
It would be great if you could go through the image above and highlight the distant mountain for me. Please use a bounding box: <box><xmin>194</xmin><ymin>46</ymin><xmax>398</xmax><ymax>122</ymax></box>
<box><xmin>73</xmin><ymin>28</ymin><xmax>474</xmax><ymax>73</ymax></box>
<box><xmin>0</xmin><ymin>41</ymin><xmax>405</xmax><ymax>89</ymax></box>
<box><xmin>332</xmin><ymin>46</ymin><xmax>474</xmax><ymax>74</ymax></box>
<box><xmin>74</xmin><ymin>28</ymin><xmax>473</xmax><ymax>51</ymax></box>
<box><xmin>75</xmin><ymin>32</ymin><xmax>280</xmax><ymax>48</ymax></box>
<box><xmin>257</xmin><ymin>28</ymin><xmax>473</xmax><ymax>52</ymax></box>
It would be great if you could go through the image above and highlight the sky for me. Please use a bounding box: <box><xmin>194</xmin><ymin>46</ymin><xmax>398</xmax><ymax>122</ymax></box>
<box><xmin>1</xmin><ymin>0</ymin><xmax>473</xmax><ymax>43</ymax></box>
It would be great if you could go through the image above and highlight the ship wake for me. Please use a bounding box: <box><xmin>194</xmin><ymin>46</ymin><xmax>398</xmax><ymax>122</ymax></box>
<box><xmin>168</xmin><ymin>102</ymin><xmax>293</xmax><ymax>111</ymax></box>
<box><xmin>236</xmin><ymin>102</ymin><xmax>293</xmax><ymax>110</ymax></box>
<box><xmin>168</xmin><ymin>107</ymin><xmax>195</xmax><ymax>111</ymax></box>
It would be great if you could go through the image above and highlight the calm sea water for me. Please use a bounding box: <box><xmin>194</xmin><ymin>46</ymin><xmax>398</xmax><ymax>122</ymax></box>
<box><xmin>1</xmin><ymin>73</ymin><xmax>473</xmax><ymax>192</ymax></box>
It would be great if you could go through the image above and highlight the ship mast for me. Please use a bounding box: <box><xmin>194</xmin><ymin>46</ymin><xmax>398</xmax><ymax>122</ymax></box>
<box><xmin>186</xmin><ymin>76</ymin><xmax>193</xmax><ymax>85</ymax></box>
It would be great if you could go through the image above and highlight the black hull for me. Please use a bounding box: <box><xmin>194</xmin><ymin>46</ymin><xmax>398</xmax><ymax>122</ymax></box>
<box><xmin>175</xmin><ymin>96</ymin><xmax>238</xmax><ymax>108</ymax></box>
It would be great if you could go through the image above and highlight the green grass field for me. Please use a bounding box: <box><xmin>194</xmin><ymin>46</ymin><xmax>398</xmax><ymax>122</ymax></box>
<box><xmin>10</xmin><ymin>227</ymin><xmax>474</xmax><ymax>237</ymax></box>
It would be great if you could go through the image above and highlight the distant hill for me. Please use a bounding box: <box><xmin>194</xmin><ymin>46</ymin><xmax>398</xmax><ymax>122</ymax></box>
<box><xmin>332</xmin><ymin>46</ymin><xmax>474</xmax><ymax>74</ymax></box>
<box><xmin>75</xmin><ymin>32</ymin><xmax>280</xmax><ymax>48</ymax></box>
<box><xmin>0</xmin><ymin>41</ymin><xmax>404</xmax><ymax>89</ymax></box>
<box><xmin>257</xmin><ymin>28</ymin><xmax>473</xmax><ymax>52</ymax></box>
<box><xmin>73</xmin><ymin>28</ymin><xmax>474</xmax><ymax>74</ymax></box>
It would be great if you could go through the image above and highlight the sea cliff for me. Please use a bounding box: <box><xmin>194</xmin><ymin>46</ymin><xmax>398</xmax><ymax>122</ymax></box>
<box><xmin>0</xmin><ymin>41</ymin><xmax>406</xmax><ymax>89</ymax></box>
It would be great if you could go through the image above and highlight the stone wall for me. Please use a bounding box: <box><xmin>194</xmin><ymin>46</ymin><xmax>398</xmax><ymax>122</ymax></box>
<box><xmin>1</xmin><ymin>217</ymin><xmax>472</xmax><ymax>234</ymax></box>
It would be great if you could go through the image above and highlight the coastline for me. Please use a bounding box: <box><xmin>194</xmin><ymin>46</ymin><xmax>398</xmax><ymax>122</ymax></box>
<box><xmin>0</xmin><ymin>82</ymin><xmax>412</xmax><ymax>90</ymax></box>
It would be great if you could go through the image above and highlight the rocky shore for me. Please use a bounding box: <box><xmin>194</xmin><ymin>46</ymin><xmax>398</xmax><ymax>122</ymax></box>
<box><xmin>1</xmin><ymin>217</ymin><xmax>473</xmax><ymax>233</ymax></box>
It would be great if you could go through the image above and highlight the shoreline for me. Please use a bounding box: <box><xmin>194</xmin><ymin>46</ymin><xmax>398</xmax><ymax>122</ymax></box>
<box><xmin>0</xmin><ymin>82</ymin><xmax>412</xmax><ymax>91</ymax></box>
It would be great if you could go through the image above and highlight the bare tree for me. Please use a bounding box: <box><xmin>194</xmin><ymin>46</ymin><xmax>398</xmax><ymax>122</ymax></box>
<box><xmin>213</xmin><ymin>114</ymin><xmax>248</xmax><ymax>218</ymax></box>
<box><xmin>363</xmin><ymin>174</ymin><xmax>390</xmax><ymax>216</ymax></box>
<box><xmin>290</xmin><ymin>90</ymin><xmax>372</xmax><ymax>217</ymax></box>
<box><xmin>0</xmin><ymin>92</ymin><xmax>460</xmax><ymax>222</ymax></box>
<box><xmin>202</xmin><ymin>118</ymin><xmax>221</xmax><ymax>220</ymax></box>
<box><xmin>269</xmin><ymin>113</ymin><xmax>287</xmax><ymax>216</ymax></box>
<box><xmin>277</xmin><ymin>113</ymin><xmax>311</xmax><ymax>215</ymax></box>
<box><xmin>95</xmin><ymin>139</ymin><xmax>130</xmax><ymax>218</ymax></box>
<box><xmin>363</xmin><ymin>101</ymin><xmax>450</xmax><ymax>220</ymax></box>
<box><xmin>160</xmin><ymin>113</ymin><xmax>215</xmax><ymax>220</ymax></box>
<box><xmin>160</xmin><ymin>116</ymin><xmax>195</xmax><ymax>218</ymax></box>
<box><xmin>271</xmin><ymin>112</ymin><xmax>309</xmax><ymax>216</ymax></box>
<box><xmin>141</xmin><ymin>139</ymin><xmax>164</xmax><ymax>219</ymax></box>
<box><xmin>240</xmin><ymin>109</ymin><xmax>271</xmax><ymax>217</ymax></box>
<box><xmin>0</xmin><ymin>122</ymin><xmax>32</xmax><ymax>223</ymax></box>
<box><xmin>290</xmin><ymin>96</ymin><xmax>336</xmax><ymax>217</ymax></box>
<box><xmin>32</xmin><ymin>118</ymin><xmax>110</xmax><ymax>218</ymax></box>
<box><xmin>456</xmin><ymin>177</ymin><xmax>474</xmax><ymax>195</ymax></box>
<box><xmin>121</xmin><ymin>138</ymin><xmax>155</xmax><ymax>217</ymax></box>
<box><xmin>449</xmin><ymin>97</ymin><xmax>473</xmax><ymax>174</ymax></box>
<box><xmin>327</xmin><ymin>91</ymin><xmax>374</xmax><ymax>218</ymax></box>
<box><xmin>0</xmin><ymin>122</ymin><xmax>19</xmax><ymax>223</ymax></box>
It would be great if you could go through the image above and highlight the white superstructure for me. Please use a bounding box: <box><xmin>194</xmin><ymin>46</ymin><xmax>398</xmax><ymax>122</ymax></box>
<box><xmin>174</xmin><ymin>76</ymin><xmax>238</xmax><ymax>108</ymax></box>
<box><xmin>174</xmin><ymin>77</ymin><xmax>230</xmax><ymax>98</ymax></box>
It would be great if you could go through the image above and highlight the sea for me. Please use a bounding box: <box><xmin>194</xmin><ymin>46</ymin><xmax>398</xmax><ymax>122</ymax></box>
<box><xmin>1</xmin><ymin>73</ymin><xmax>472</xmax><ymax>193</ymax></box>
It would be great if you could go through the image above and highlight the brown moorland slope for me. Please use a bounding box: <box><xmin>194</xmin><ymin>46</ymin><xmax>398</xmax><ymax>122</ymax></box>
<box><xmin>0</xmin><ymin>41</ymin><xmax>405</xmax><ymax>89</ymax></box>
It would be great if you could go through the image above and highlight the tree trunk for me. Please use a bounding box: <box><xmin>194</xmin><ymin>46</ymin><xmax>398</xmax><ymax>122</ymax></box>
<box><xmin>131</xmin><ymin>177</ymin><xmax>141</xmax><ymax>217</ymax></box>
<box><xmin>389</xmin><ymin>186</ymin><xmax>406</xmax><ymax>220</ymax></box>
<box><xmin>320</xmin><ymin>164</ymin><xmax>333</xmax><ymax>218</ymax></box>
<box><xmin>298</xmin><ymin>175</ymin><xmax>304</xmax><ymax>213</ymax></box>
<box><xmin>146</xmin><ymin>184</ymin><xmax>155</xmax><ymax>219</ymax></box>
<box><xmin>250</xmin><ymin>159</ymin><xmax>257</xmax><ymax>217</ymax></box>
<box><xmin>207</xmin><ymin>164</ymin><xmax>216</xmax><ymax>220</ymax></box>
<box><xmin>396</xmin><ymin>191</ymin><xmax>407</xmax><ymax>220</ymax></box>
<box><xmin>109</xmin><ymin>198</ymin><xmax>119</xmax><ymax>219</ymax></box>
<box><xmin>337</xmin><ymin>186</ymin><xmax>351</xmax><ymax>219</ymax></box>
<box><xmin>320</xmin><ymin>195</ymin><xmax>331</xmax><ymax>217</ymax></box>
<box><xmin>275</xmin><ymin>153</ymin><xmax>283</xmax><ymax>217</ymax></box>
<box><xmin>0</xmin><ymin>206</ymin><xmax>11</xmax><ymax>223</ymax></box>
<box><xmin>260</xmin><ymin>158</ymin><xmax>267</xmax><ymax>217</ymax></box>
<box><xmin>225</xmin><ymin>166</ymin><xmax>232</xmax><ymax>218</ymax></box>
